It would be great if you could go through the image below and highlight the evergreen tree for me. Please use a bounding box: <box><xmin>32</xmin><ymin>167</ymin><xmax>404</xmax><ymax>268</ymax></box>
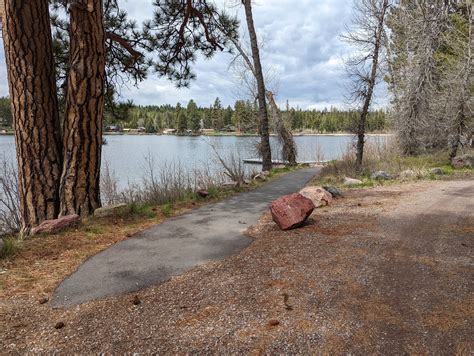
<box><xmin>187</xmin><ymin>100</ymin><xmax>202</xmax><ymax>133</ymax></box>
<box><xmin>211</xmin><ymin>97</ymin><xmax>224</xmax><ymax>130</ymax></box>
<box><xmin>224</xmin><ymin>106</ymin><xmax>233</xmax><ymax>127</ymax></box>
<box><xmin>0</xmin><ymin>97</ymin><xmax>12</xmax><ymax>127</ymax></box>
<box><xmin>177</xmin><ymin>110</ymin><xmax>188</xmax><ymax>133</ymax></box>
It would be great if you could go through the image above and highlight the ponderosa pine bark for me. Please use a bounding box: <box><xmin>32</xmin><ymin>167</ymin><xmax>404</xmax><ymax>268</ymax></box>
<box><xmin>242</xmin><ymin>0</ymin><xmax>272</xmax><ymax>171</ymax></box>
<box><xmin>3</xmin><ymin>0</ymin><xmax>62</xmax><ymax>229</ymax></box>
<box><xmin>60</xmin><ymin>0</ymin><xmax>106</xmax><ymax>216</ymax></box>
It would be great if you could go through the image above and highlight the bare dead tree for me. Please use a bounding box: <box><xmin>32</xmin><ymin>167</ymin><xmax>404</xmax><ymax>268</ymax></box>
<box><xmin>388</xmin><ymin>1</ymin><xmax>449</xmax><ymax>155</ymax></box>
<box><xmin>342</xmin><ymin>0</ymin><xmax>391</xmax><ymax>169</ymax></box>
<box><xmin>226</xmin><ymin>28</ymin><xmax>297</xmax><ymax>166</ymax></box>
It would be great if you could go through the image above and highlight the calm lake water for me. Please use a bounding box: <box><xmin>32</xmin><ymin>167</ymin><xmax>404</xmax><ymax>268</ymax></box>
<box><xmin>0</xmin><ymin>134</ymin><xmax>387</xmax><ymax>188</ymax></box>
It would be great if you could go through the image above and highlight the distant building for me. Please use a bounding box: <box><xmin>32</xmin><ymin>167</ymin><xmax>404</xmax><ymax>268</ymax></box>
<box><xmin>201</xmin><ymin>129</ymin><xmax>215</xmax><ymax>134</ymax></box>
<box><xmin>163</xmin><ymin>128</ymin><xmax>177</xmax><ymax>135</ymax></box>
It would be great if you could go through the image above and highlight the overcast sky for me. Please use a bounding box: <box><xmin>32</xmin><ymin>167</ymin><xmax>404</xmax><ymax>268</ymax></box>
<box><xmin>0</xmin><ymin>0</ymin><xmax>386</xmax><ymax>109</ymax></box>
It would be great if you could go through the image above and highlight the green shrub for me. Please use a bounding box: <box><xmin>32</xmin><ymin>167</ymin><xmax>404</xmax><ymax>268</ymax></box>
<box><xmin>0</xmin><ymin>237</ymin><xmax>20</xmax><ymax>259</ymax></box>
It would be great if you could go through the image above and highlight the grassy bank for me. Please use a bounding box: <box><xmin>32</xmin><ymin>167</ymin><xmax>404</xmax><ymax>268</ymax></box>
<box><xmin>311</xmin><ymin>143</ymin><xmax>473</xmax><ymax>189</ymax></box>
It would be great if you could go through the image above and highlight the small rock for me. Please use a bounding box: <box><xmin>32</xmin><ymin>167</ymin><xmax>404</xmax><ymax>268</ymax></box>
<box><xmin>253</xmin><ymin>170</ymin><xmax>271</xmax><ymax>181</ymax></box>
<box><xmin>270</xmin><ymin>193</ymin><xmax>315</xmax><ymax>230</ymax></box>
<box><xmin>452</xmin><ymin>154</ymin><xmax>474</xmax><ymax>169</ymax></box>
<box><xmin>343</xmin><ymin>177</ymin><xmax>363</xmax><ymax>186</ymax></box>
<box><xmin>31</xmin><ymin>215</ymin><xmax>80</xmax><ymax>235</ymax></box>
<box><xmin>94</xmin><ymin>203</ymin><xmax>127</xmax><ymax>218</ymax></box>
<box><xmin>197</xmin><ymin>189</ymin><xmax>209</xmax><ymax>198</ymax></box>
<box><xmin>253</xmin><ymin>174</ymin><xmax>267</xmax><ymax>182</ymax></box>
<box><xmin>54</xmin><ymin>321</ymin><xmax>65</xmax><ymax>330</ymax></box>
<box><xmin>38</xmin><ymin>297</ymin><xmax>49</xmax><ymax>305</ymax></box>
<box><xmin>323</xmin><ymin>186</ymin><xmax>343</xmax><ymax>198</ymax></box>
<box><xmin>268</xmin><ymin>320</ymin><xmax>280</xmax><ymax>326</ymax></box>
<box><xmin>132</xmin><ymin>295</ymin><xmax>141</xmax><ymax>305</ymax></box>
<box><xmin>371</xmin><ymin>171</ymin><xmax>393</xmax><ymax>180</ymax></box>
<box><xmin>430</xmin><ymin>167</ymin><xmax>443</xmax><ymax>175</ymax></box>
<box><xmin>299</xmin><ymin>186</ymin><xmax>332</xmax><ymax>207</ymax></box>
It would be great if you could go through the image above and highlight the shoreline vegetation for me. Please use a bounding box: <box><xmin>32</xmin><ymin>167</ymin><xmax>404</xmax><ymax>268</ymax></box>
<box><xmin>2</xmin><ymin>143</ymin><xmax>472</xmax><ymax>262</ymax></box>
<box><xmin>1</xmin><ymin>147</ymin><xmax>472</xmax><ymax>297</ymax></box>
<box><xmin>0</xmin><ymin>128</ymin><xmax>392</xmax><ymax>137</ymax></box>
<box><xmin>0</xmin><ymin>164</ymin><xmax>301</xmax><ymax>274</ymax></box>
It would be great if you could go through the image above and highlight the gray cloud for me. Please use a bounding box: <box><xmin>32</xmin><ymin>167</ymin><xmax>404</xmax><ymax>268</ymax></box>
<box><xmin>0</xmin><ymin>0</ymin><xmax>387</xmax><ymax>109</ymax></box>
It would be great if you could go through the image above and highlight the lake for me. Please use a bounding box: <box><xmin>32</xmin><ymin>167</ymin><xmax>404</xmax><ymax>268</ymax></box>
<box><xmin>0</xmin><ymin>134</ymin><xmax>388</xmax><ymax>188</ymax></box>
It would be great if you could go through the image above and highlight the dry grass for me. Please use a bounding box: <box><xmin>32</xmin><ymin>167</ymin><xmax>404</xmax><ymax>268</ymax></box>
<box><xmin>0</xmin><ymin>179</ymin><xmax>472</xmax><ymax>354</ymax></box>
<box><xmin>315</xmin><ymin>141</ymin><xmax>474</xmax><ymax>187</ymax></box>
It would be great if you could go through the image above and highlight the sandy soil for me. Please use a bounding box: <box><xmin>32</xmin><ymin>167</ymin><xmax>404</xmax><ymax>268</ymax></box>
<box><xmin>1</xmin><ymin>178</ymin><xmax>472</xmax><ymax>354</ymax></box>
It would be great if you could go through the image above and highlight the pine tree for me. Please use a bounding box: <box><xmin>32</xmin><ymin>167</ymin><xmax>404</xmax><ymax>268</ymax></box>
<box><xmin>187</xmin><ymin>100</ymin><xmax>202</xmax><ymax>133</ymax></box>
<box><xmin>224</xmin><ymin>106</ymin><xmax>233</xmax><ymax>127</ymax></box>
<box><xmin>60</xmin><ymin>0</ymin><xmax>106</xmax><ymax>217</ymax></box>
<box><xmin>177</xmin><ymin>110</ymin><xmax>188</xmax><ymax>133</ymax></box>
<box><xmin>211</xmin><ymin>97</ymin><xmax>224</xmax><ymax>130</ymax></box>
<box><xmin>3</xmin><ymin>0</ymin><xmax>63</xmax><ymax>229</ymax></box>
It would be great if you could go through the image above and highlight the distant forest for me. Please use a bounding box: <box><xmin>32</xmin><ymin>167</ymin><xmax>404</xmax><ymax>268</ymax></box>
<box><xmin>104</xmin><ymin>98</ymin><xmax>387</xmax><ymax>134</ymax></box>
<box><xmin>0</xmin><ymin>96</ymin><xmax>387</xmax><ymax>134</ymax></box>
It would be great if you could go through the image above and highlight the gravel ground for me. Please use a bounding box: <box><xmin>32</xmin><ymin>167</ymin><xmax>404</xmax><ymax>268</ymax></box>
<box><xmin>1</xmin><ymin>178</ymin><xmax>473</xmax><ymax>354</ymax></box>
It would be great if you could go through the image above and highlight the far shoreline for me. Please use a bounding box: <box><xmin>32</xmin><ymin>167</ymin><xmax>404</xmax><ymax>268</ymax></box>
<box><xmin>0</xmin><ymin>130</ymin><xmax>393</xmax><ymax>138</ymax></box>
<box><xmin>101</xmin><ymin>132</ymin><xmax>393</xmax><ymax>137</ymax></box>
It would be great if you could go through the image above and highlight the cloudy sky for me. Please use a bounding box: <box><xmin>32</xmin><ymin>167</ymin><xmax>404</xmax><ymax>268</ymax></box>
<box><xmin>0</xmin><ymin>0</ymin><xmax>386</xmax><ymax>109</ymax></box>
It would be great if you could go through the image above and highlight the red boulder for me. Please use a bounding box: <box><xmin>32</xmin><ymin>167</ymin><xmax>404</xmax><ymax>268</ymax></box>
<box><xmin>31</xmin><ymin>215</ymin><xmax>80</xmax><ymax>235</ymax></box>
<box><xmin>270</xmin><ymin>193</ymin><xmax>315</xmax><ymax>230</ymax></box>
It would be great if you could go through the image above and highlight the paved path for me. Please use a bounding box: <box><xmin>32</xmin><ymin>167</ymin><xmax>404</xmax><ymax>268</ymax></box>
<box><xmin>53</xmin><ymin>168</ymin><xmax>318</xmax><ymax>307</ymax></box>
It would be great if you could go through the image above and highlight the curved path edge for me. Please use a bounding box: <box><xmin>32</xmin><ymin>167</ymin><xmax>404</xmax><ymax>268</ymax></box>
<box><xmin>52</xmin><ymin>168</ymin><xmax>319</xmax><ymax>307</ymax></box>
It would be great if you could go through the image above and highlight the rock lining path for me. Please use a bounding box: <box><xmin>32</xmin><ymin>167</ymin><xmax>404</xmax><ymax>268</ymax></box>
<box><xmin>53</xmin><ymin>168</ymin><xmax>318</xmax><ymax>307</ymax></box>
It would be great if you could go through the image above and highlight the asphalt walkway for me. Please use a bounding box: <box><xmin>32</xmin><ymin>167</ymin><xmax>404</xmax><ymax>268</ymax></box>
<box><xmin>52</xmin><ymin>168</ymin><xmax>318</xmax><ymax>307</ymax></box>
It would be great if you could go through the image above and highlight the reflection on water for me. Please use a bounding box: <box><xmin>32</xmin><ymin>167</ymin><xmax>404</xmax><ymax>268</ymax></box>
<box><xmin>0</xmin><ymin>134</ymin><xmax>388</xmax><ymax>188</ymax></box>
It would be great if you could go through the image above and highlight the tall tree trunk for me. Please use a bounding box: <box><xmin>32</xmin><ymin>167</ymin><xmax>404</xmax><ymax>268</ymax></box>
<box><xmin>60</xmin><ymin>0</ymin><xmax>105</xmax><ymax>216</ymax></box>
<box><xmin>3</xmin><ymin>0</ymin><xmax>62</xmax><ymax>230</ymax></box>
<box><xmin>355</xmin><ymin>0</ymin><xmax>389</xmax><ymax>169</ymax></box>
<box><xmin>242</xmin><ymin>0</ymin><xmax>272</xmax><ymax>171</ymax></box>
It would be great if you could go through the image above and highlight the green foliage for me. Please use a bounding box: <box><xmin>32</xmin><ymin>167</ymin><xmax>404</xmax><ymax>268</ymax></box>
<box><xmin>0</xmin><ymin>238</ymin><xmax>20</xmax><ymax>260</ymax></box>
<box><xmin>207</xmin><ymin>186</ymin><xmax>221</xmax><ymax>199</ymax></box>
<box><xmin>177</xmin><ymin>110</ymin><xmax>188</xmax><ymax>133</ymax></box>
<box><xmin>144</xmin><ymin>0</ymin><xmax>239</xmax><ymax>87</ymax></box>
<box><xmin>128</xmin><ymin>202</ymin><xmax>155</xmax><ymax>218</ymax></box>
<box><xmin>160</xmin><ymin>203</ymin><xmax>174</xmax><ymax>216</ymax></box>
<box><xmin>211</xmin><ymin>97</ymin><xmax>225</xmax><ymax>130</ymax></box>
<box><xmin>187</xmin><ymin>100</ymin><xmax>202</xmax><ymax>132</ymax></box>
<box><xmin>0</xmin><ymin>97</ymin><xmax>12</xmax><ymax>127</ymax></box>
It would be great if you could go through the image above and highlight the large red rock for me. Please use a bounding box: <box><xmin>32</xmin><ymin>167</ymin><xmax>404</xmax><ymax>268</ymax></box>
<box><xmin>299</xmin><ymin>186</ymin><xmax>333</xmax><ymax>207</ymax></box>
<box><xmin>270</xmin><ymin>193</ymin><xmax>315</xmax><ymax>230</ymax></box>
<box><xmin>31</xmin><ymin>215</ymin><xmax>80</xmax><ymax>235</ymax></box>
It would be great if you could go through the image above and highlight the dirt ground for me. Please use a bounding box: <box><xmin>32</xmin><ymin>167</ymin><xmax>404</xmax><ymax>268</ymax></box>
<box><xmin>1</xmin><ymin>178</ymin><xmax>473</xmax><ymax>354</ymax></box>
